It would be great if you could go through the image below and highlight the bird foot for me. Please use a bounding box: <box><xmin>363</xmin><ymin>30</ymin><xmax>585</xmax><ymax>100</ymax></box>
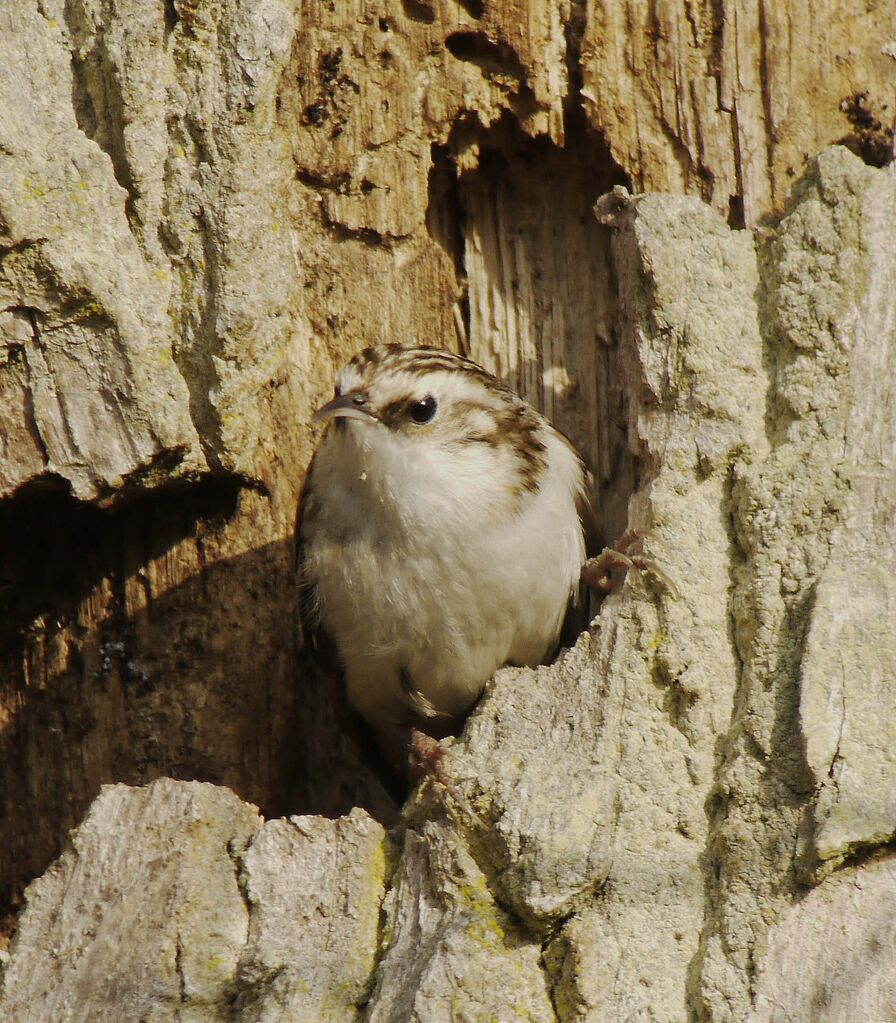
<box><xmin>408</xmin><ymin>726</ymin><xmax>448</xmax><ymax>783</ymax></box>
<box><xmin>582</xmin><ymin>528</ymin><xmax>679</xmax><ymax>597</ymax></box>
<box><xmin>406</xmin><ymin>726</ymin><xmax>485</xmax><ymax>828</ymax></box>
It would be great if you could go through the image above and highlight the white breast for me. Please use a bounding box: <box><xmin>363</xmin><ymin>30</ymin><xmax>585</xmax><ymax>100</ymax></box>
<box><xmin>302</xmin><ymin>418</ymin><xmax>587</xmax><ymax>735</ymax></box>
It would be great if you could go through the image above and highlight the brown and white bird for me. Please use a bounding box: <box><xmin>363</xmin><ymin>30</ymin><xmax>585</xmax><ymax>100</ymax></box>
<box><xmin>297</xmin><ymin>344</ymin><xmax>598</xmax><ymax>775</ymax></box>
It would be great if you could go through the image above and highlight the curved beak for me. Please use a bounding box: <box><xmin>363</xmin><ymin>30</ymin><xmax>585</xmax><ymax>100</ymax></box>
<box><xmin>312</xmin><ymin>391</ymin><xmax>378</xmax><ymax>425</ymax></box>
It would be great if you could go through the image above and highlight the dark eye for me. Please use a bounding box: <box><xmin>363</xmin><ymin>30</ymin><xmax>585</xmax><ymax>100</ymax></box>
<box><xmin>409</xmin><ymin>395</ymin><xmax>438</xmax><ymax>424</ymax></box>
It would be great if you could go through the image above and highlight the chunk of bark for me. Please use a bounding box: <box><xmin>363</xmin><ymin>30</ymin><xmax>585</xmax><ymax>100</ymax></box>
<box><xmin>0</xmin><ymin>780</ymin><xmax>391</xmax><ymax>1023</ymax></box>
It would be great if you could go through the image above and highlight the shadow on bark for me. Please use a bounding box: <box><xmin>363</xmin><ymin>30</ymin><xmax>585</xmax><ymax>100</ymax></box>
<box><xmin>0</xmin><ymin>478</ymin><xmax>393</xmax><ymax>940</ymax></box>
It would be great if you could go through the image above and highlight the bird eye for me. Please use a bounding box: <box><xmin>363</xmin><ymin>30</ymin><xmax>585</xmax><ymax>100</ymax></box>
<box><xmin>409</xmin><ymin>395</ymin><xmax>438</xmax><ymax>424</ymax></box>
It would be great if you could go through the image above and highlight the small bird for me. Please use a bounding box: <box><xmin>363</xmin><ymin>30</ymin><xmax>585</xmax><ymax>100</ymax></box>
<box><xmin>296</xmin><ymin>344</ymin><xmax>599</xmax><ymax>779</ymax></box>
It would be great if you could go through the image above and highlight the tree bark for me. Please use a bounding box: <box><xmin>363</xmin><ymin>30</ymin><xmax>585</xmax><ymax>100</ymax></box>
<box><xmin>1</xmin><ymin>1</ymin><xmax>894</xmax><ymax>1020</ymax></box>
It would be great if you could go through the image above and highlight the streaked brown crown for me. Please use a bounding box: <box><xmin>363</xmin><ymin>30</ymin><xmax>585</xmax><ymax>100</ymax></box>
<box><xmin>337</xmin><ymin>345</ymin><xmax>551</xmax><ymax>498</ymax></box>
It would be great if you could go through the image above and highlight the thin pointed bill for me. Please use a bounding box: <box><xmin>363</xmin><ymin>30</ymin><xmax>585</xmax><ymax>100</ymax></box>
<box><xmin>312</xmin><ymin>392</ymin><xmax>379</xmax><ymax>425</ymax></box>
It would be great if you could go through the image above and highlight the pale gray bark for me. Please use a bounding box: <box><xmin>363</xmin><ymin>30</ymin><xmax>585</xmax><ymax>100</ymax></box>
<box><xmin>0</xmin><ymin>780</ymin><xmax>391</xmax><ymax>1022</ymax></box>
<box><xmin>1</xmin><ymin>1</ymin><xmax>894</xmax><ymax>1021</ymax></box>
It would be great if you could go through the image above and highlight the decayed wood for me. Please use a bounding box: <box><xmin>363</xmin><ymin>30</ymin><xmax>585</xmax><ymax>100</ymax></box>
<box><xmin>1</xmin><ymin>0</ymin><xmax>896</xmax><ymax>1020</ymax></box>
<box><xmin>0</xmin><ymin>0</ymin><xmax>317</xmax><ymax>934</ymax></box>
<box><xmin>6</xmin><ymin>149</ymin><xmax>896</xmax><ymax>1023</ymax></box>
<box><xmin>582</xmin><ymin>0</ymin><xmax>896</xmax><ymax>225</ymax></box>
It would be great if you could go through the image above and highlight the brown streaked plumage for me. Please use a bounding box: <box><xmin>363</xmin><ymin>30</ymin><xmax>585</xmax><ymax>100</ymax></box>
<box><xmin>297</xmin><ymin>344</ymin><xmax>598</xmax><ymax>776</ymax></box>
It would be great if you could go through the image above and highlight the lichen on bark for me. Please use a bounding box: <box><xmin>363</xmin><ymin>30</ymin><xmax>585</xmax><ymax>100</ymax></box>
<box><xmin>1</xmin><ymin>1</ymin><xmax>895</xmax><ymax>1020</ymax></box>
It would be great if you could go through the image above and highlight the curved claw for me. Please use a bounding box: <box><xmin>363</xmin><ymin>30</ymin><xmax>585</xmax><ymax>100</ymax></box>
<box><xmin>407</xmin><ymin>727</ymin><xmax>485</xmax><ymax>829</ymax></box>
<box><xmin>581</xmin><ymin>530</ymin><xmax>680</xmax><ymax>598</ymax></box>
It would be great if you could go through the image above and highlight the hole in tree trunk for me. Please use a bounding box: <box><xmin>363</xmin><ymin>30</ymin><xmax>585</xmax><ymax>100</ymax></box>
<box><xmin>426</xmin><ymin>110</ymin><xmax>636</xmax><ymax>548</ymax></box>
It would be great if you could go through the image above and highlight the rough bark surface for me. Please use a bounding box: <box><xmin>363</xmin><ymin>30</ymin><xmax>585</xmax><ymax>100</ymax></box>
<box><xmin>583</xmin><ymin>0</ymin><xmax>896</xmax><ymax>225</ymax></box>
<box><xmin>1</xmin><ymin>1</ymin><xmax>895</xmax><ymax>1021</ymax></box>
<box><xmin>0</xmin><ymin>779</ymin><xmax>391</xmax><ymax>1022</ymax></box>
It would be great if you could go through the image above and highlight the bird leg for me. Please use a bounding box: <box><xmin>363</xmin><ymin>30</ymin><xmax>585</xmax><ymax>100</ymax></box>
<box><xmin>582</xmin><ymin>528</ymin><xmax>680</xmax><ymax>597</ymax></box>
<box><xmin>407</xmin><ymin>726</ymin><xmax>448</xmax><ymax>783</ymax></box>
<box><xmin>406</xmin><ymin>725</ymin><xmax>485</xmax><ymax>828</ymax></box>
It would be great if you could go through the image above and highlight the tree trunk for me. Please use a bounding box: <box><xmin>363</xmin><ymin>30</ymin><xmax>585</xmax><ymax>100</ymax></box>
<box><xmin>1</xmin><ymin>1</ymin><xmax>894</xmax><ymax>1020</ymax></box>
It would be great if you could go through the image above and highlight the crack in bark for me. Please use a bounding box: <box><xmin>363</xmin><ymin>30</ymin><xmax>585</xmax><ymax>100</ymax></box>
<box><xmin>18</xmin><ymin>308</ymin><xmax>51</xmax><ymax>469</ymax></box>
<box><xmin>827</xmin><ymin>651</ymin><xmax>847</xmax><ymax>781</ymax></box>
<box><xmin>539</xmin><ymin>942</ymin><xmax>563</xmax><ymax>1023</ymax></box>
<box><xmin>174</xmin><ymin>933</ymin><xmax>188</xmax><ymax>1004</ymax></box>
